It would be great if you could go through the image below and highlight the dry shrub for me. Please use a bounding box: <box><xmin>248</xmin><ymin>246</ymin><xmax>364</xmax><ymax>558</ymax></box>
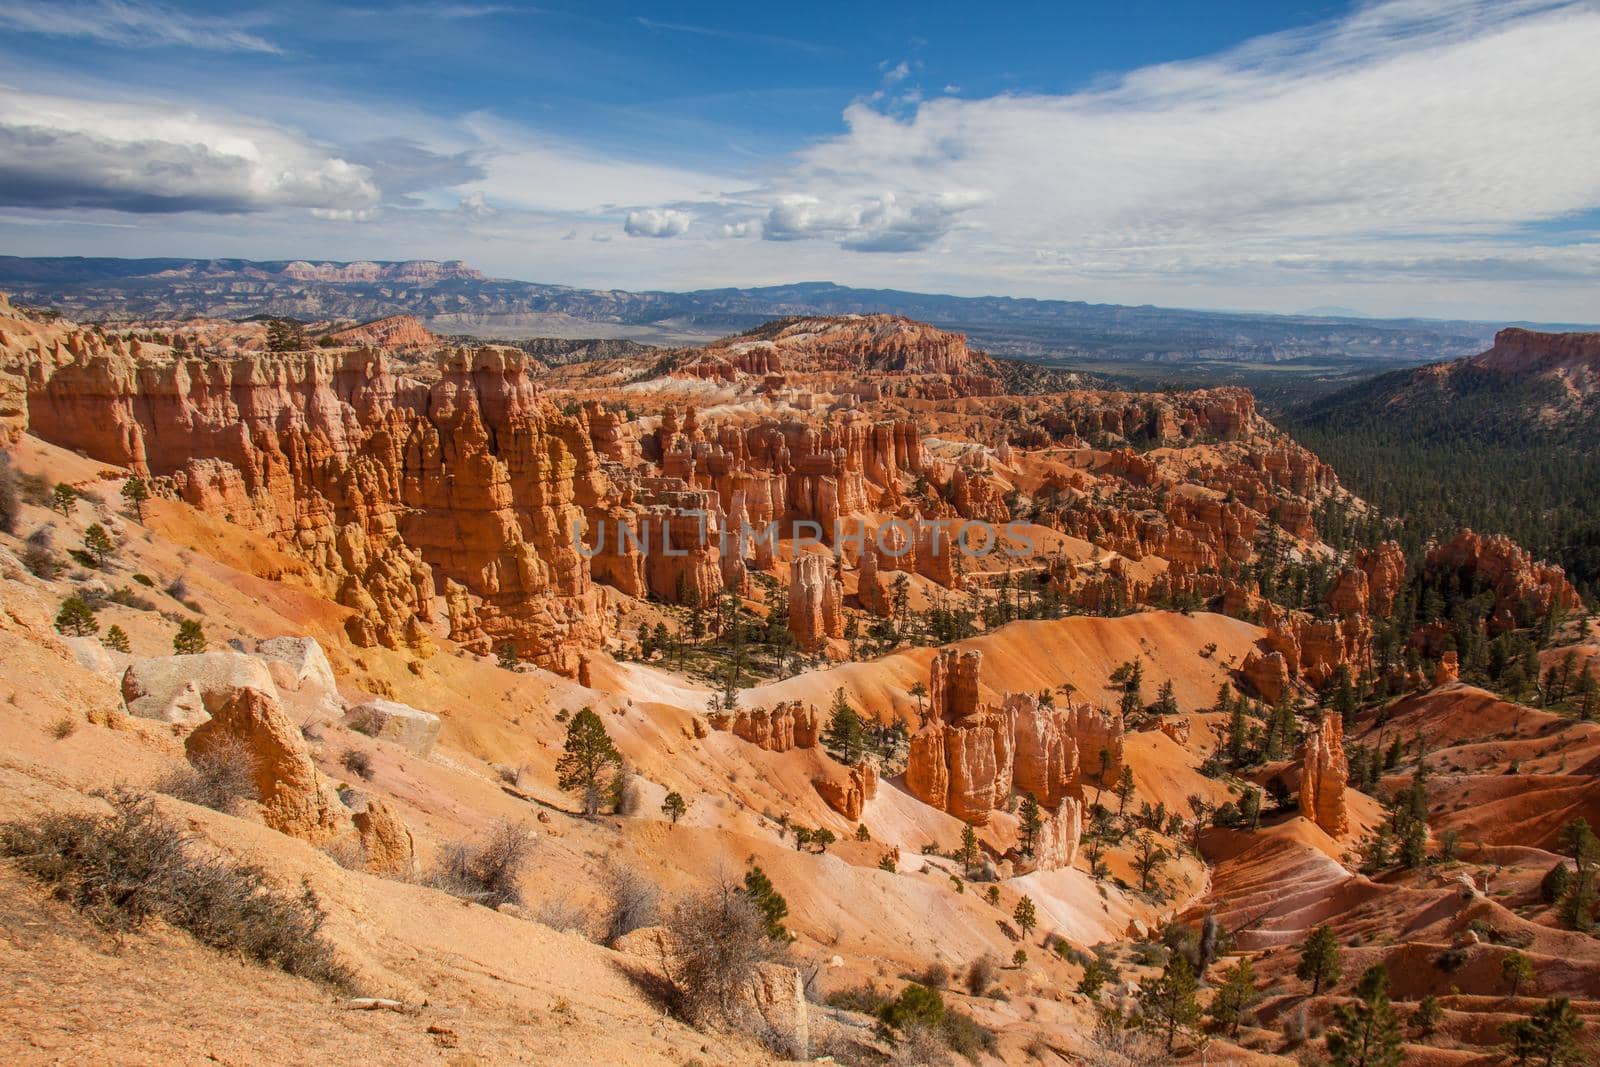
<box><xmin>662</xmin><ymin>876</ymin><xmax>778</xmax><ymax>1025</ymax></box>
<box><xmin>891</xmin><ymin>1021</ymin><xmax>953</xmax><ymax>1066</ymax></box>
<box><xmin>0</xmin><ymin>790</ymin><xmax>352</xmax><ymax>990</ymax></box>
<box><xmin>426</xmin><ymin>820</ymin><xmax>534</xmax><ymax>907</ymax></box>
<box><xmin>1082</xmin><ymin>1008</ymin><xmax>1168</xmax><ymax>1067</ymax></box>
<box><xmin>156</xmin><ymin>737</ymin><xmax>260</xmax><ymax>813</ymax></box>
<box><xmin>602</xmin><ymin>860</ymin><xmax>662</xmax><ymax>946</ymax></box>
<box><xmin>50</xmin><ymin>714</ymin><xmax>78</xmax><ymax>740</ymax></box>
<box><xmin>535</xmin><ymin>899</ymin><xmax>590</xmax><ymax>936</ymax></box>
<box><xmin>322</xmin><ymin>835</ymin><xmax>368</xmax><ymax>871</ymax></box>
<box><xmin>914</xmin><ymin>960</ymin><xmax>951</xmax><ymax>989</ymax></box>
<box><xmin>340</xmin><ymin>748</ymin><xmax>374</xmax><ymax>781</ymax></box>
<box><xmin>965</xmin><ymin>954</ymin><xmax>997</xmax><ymax>996</ymax></box>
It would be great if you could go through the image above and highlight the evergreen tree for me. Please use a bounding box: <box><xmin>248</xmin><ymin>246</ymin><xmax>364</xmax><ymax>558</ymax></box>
<box><xmin>1210</xmin><ymin>956</ymin><xmax>1259</xmax><ymax>1037</ymax></box>
<box><xmin>121</xmin><ymin>476</ymin><xmax>149</xmax><ymax>521</ymax></box>
<box><xmin>1410</xmin><ymin>994</ymin><xmax>1443</xmax><ymax>1037</ymax></box>
<box><xmin>54</xmin><ymin>596</ymin><xmax>99</xmax><ymax>637</ymax></box>
<box><xmin>1502</xmin><ymin>997</ymin><xmax>1585</xmax><ymax>1066</ymax></box>
<box><xmin>52</xmin><ymin>481</ymin><xmax>76</xmax><ymax>515</ymax></box>
<box><xmin>741</xmin><ymin>865</ymin><xmax>791</xmax><ymax>941</ymax></box>
<box><xmin>83</xmin><ymin>523</ymin><xmax>113</xmax><ymax>567</ymax></box>
<box><xmin>1132</xmin><ymin>831</ymin><xmax>1170</xmax><ymax>893</ymax></box>
<box><xmin>1139</xmin><ymin>955</ymin><xmax>1202</xmax><ymax>1053</ymax></box>
<box><xmin>1116</xmin><ymin>766</ymin><xmax>1136</xmax><ymax>814</ymax></box>
<box><xmin>1297</xmin><ymin>923</ymin><xmax>1343</xmax><ymax>996</ymax></box>
<box><xmin>102</xmin><ymin>624</ymin><xmax>130</xmax><ymax>653</ymax></box>
<box><xmin>1077</xmin><ymin>955</ymin><xmax>1115</xmax><ymax>1000</ymax></box>
<box><xmin>173</xmin><ymin>619</ymin><xmax>206</xmax><ymax>654</ymax></box>
<box><xmin>958</xmin><ymin>823</ymin><xmax>980</xmax><ymax>872</ymax></box>
<box><xmin>661</xmin><ymin>790</ymin><xmax>687</xmax><ymax>826</ymax></box>
<box><xmin>555</xmin><ymin>707</ymin><xmax>623</xmax><ymax>815</ymax></box>
<box><xmin>1156</xmin><ymin>679</ymin><xmax>1179</xmax><ymax>716</ymax></box>
<box><xmin>821</xmin><ymin>688</ymin><xmax>868</xmax><ymax>764</ymax></box>
<box><xmin>1325</xmin><ymin>964</ymin><xmax>1404</xmax><ymax>1067</ymax></box>
<box><xmin>1013</xmin><ymin>895</ymin><xmax>1037</xmax><ymax>938</ymax></box>
<box><xmin>1018</xmin><ymin>793</ymin><xmax>1043</xmax><ymax>856</ymax></box>
<box><xmin>1503</xmin><ymin>951</ymin><xmax>1536</xmax><ymax>998</ymax></box>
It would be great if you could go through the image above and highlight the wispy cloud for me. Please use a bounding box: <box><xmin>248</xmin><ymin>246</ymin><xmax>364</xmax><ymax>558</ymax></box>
<box><xmin>634</xmin><ymin>16</ymin><xmax>833</xmax><ymax>57</ymax></box>
<box><xmin>0</xmin><ymin>1</ymin><xmax>281</xmax><ymax>54</ymax></box>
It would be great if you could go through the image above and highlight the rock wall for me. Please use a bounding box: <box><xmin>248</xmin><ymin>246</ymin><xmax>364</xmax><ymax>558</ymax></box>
<box><xmin>27</xmin><ymin>345</ymin><xmax>606</xmax><ymax>674</ymax></box>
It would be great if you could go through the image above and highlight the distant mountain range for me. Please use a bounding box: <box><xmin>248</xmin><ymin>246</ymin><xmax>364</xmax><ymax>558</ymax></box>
<box><xmin>2</xmin><ymin>255</ymin><xmax>1590</xmax><ymax>365</ymax></box>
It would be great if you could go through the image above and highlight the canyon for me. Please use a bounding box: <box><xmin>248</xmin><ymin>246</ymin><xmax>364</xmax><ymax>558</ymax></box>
<box><xmin>2</xmin><ymin>300</ymin><xmax>1598</xmax><ymax>1065</ymax></box>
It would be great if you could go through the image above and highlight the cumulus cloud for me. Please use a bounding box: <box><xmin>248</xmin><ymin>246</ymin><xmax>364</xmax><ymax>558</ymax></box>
<box><xmin>762</xmin><ymin>191</ymin><xmax>982</xmax><ymax>252</ymax></box>
<box><xmin>624</xmin><ymin>208</ymin><xmax>692</xmax><ymax>238</ymax></box>
<box><xmin>0</xmin><ymin>1</ymin><xmax>280</xmax><ymax>54</ymax></box>
<box><xmin>0</xmin><ymin>89</ymin><xmax>379</xmax><ymax>214</ymax></box>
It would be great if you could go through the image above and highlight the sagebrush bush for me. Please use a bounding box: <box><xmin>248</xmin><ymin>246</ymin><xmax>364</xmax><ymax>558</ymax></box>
<box><xmin>426</xmin><ymin>820</ymin><xmax>534</xmax><ymax>907</ymax></box>
<box><xmin>663</xmin><ymin>877</ymin><xmax>777</xmax><ymax>1025</ymax></box>
<box><xmin>0</xmin><ymin>790</ymin><xmax>352</xmax><ymax>990</ymax></box>
<box><xmin>156</xmin><ymin>737</ymin><xmax>260</xmax><ymax>813</ymax></box>
<box><xmin>602</xmin><ymin>861</ymin><xmax>662</xmax><ymax>946</ymax></box>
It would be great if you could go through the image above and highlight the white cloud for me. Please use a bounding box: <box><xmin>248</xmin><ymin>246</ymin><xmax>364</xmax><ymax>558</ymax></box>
<box><xmin>624</xmin><ymin>208</ymin><xmax>692</xmax><ymax>238</ymax></box>
<box><xmin>0</xmin><ymin>88</ymin><xmax>379</xmax><ymax>214</ymax></box>
<box><xmin>0</xmin><ymin>1</ymin><xmax>280</xmax><ymax>54</ymax></box>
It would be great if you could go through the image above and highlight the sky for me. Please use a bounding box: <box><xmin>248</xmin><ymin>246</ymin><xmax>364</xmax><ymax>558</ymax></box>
<box><xmin>1</xmin><ymin>0</ymin><xmax>1598</xmax><ymax>321</ymax></box>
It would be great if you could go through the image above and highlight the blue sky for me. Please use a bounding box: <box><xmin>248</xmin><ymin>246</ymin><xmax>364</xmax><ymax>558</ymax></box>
<box><xmin>1</xmin><ymin>0</ymin><xmax>1598</xmax><ymax>320</ymax></box>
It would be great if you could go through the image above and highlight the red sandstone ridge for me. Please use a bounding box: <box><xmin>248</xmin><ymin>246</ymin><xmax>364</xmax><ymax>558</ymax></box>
<box><xmin>905</xmin><ymin>648</ymin><xmax>1114</xmax><ymax>845</ymax></box>
<box><xmin>1424</xmin><ymin>529</ymin><xmax>1583</xmax><ymax>634</ymax></box>
<box><xmin>26</xmin><ymin>344</ymin><xmax>604</xmax><ymax>675</ymax></box>
<box><xmin>1470</xmin><ymin>326</ymin><xmax>1600</xmax><ymax>379</ymax></box>
<box><xmin>684</xmin><ymin>314</ymin><xmax>1004</xmax><ymax>395</ymax></box>
<box><xmin>325</xmin><ymin>315</ymin><xmax>437</xmax><ymax>349</ymax></box>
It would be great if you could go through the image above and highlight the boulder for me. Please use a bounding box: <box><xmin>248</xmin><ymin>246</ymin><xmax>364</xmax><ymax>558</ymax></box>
<box><xmin>744</xmin><ymin>963</ymin><xmax>808</xmax><ymax>1059</ymax></box>
<box><xmin>353</xmin><ymin>798</ymin><xmax>416</xmax><ymax>878</ymax></box>
<box><xmin>345</xmin><ymin>699</ymin><xmax>442</xmax><ymax>756</ymax></box>
<box><xmin>186</xmin><ymin>687</ymin><xmax>346</xmax><ymax>843</ymax></box>
<box><xmin>64</xmin><ymin>635</ymin><xmax>129</xmax><ymax>679</ymax></box>
<box><xmin>121</xmin><ymin>652</ymin><xmax>281</xmax><ymax>725</ymax></box>
<box><xmin>256</xmin><ymin>636</ymin><xmax>343</xmax><ymax>722</ymax></box>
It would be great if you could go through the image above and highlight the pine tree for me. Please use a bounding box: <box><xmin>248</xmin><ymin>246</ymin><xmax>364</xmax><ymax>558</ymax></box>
<box><xmin>1116</xmin><ymin>766</ymin><xmax>1136</xmax><ymax>814</ymax></box>
<box><xmin>821</xmin><ymin>688</ymin><xmax>868</xmax><ymax>764</ymax></box>
<box><xmin>1013</xmin><ymin>895</ymin><xmax>1037</xmax><ymax>938</ymax></box>
<box><xmin>1410</xmin><ymin>994</ymin><xmax>1443</xmax><ymax>1037</ymax></box>
<box><xmin>1297</xmin><ymin>923</ymin><xmax>1343</xmax><ymax>996</ymax></box>
<box><xmin>958</xmin><ymin>823</ymin><xmax>980</xmax><ymax>872</ymax></box>
<box><xmin>1139</xmin><ymin>955</ymin><xmax>1202</xmax><ymax>1052</ymax></box>
<box><xmin>1325</xmin><ymin>964</ymin><xmax>1403</xmax><ymax>1067</ymax></box>
<box><xmin>52</xmin><ymin>481</ymin><xmax>76</xmax><ymax>515</ymax></box>
<box><xmin>741</xmin><ymin>865</ymin><xmax>790</xmax><ymax>941</ymax></box>
<box><xmin>102</xmin><ymin>624</ymin><xmax>130</xmax><ymax>653</ymax></box>
<box><xmin>1503</xmin><ymin>951</ymin><xmax>1536</xmax><ymax>998</ymax></box>
<box><xmin>121</xmin><ymin>476</ymin><xmax>149</xmax><ymax>521</ymax></box>
<box><xmin>1502</xmin><ymin>997</ymin><xmax>1585</xmax><ymax>1066</ymax></box>
<box><xmin>1018</xmin><ymin>793</ymin><xmax>1042</xmax><ymax>856</ymax></box>
<box><xmin>173</xmin><ymin>619</ymin><xmax>206</xmax><ymax>654</ymax></box>
<box><xmin>1156</xmin><ymin>679</ymin><xmax>1178</xmax><ymax>716</ymax></box>
<box><xmin>83</xmin><ymin>523</ymin><xmax>113</xmax><ymax>567</ymax></box>
<box><xmin>555</xmin><ymin>707</ymin><xmax>623</xmax><ymax>815</ymax></box>
<box><xmin>54</xmin><ymin>596</ymin><xmax>99</xmax><ymax>637</ymax></box>
<box><xmin>1210</xmin><ymin>956</ymin><xmax>1259</xmax><ymax>1037</ymax></box>
<box><xmin>661</xmin><ymin>790</ymin><xmax>686</xmax><ymax>826</ymax></box>
<box><xmin>1131</xmin><ymin>831</ymin><xmax>1169</xmax><ymax>893</ymax></box>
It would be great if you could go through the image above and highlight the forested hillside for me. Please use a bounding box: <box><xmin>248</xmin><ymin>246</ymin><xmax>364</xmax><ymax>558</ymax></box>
<box><xmin>1291</xmin><ymin>356</ymin><xmax>1600</xmax><ymax>599</ymax></box>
